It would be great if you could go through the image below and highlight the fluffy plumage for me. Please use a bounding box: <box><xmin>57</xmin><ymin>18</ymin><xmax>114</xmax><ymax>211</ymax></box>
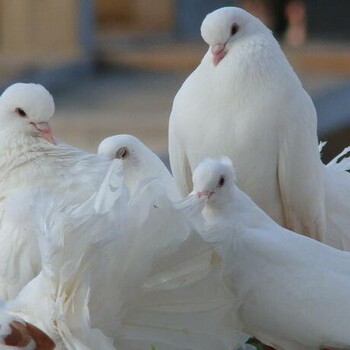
<box><xmin>88</xmin><ymin>151</ymin><xmax>248</xmax><ymax>350</ymax></box>
<box><xmin>186</xmin><ymin>157</ymin><xmax>350</xmax><ymax>350</ymax></box>
<box><xmin>0</xmin><ymin>190</ymin><xmax>42</xmax><ymax>300</ymax></box>
<box><xmin>98</xmin><ymin>134</ymin><xmax>181</xmax><ymax>201</ymax></box>
<box><xmin>1</xmin><ymin>158</ymin><xmax>248</xmax><ymax>350</ymax></box>
<box><xmin>4</xmin><ymin>190</ymin><xmax>117</xmax><ymax>350</ymax></box>
<box><xmin>169</xmin><ymin>7</ymin><xmax>326</xmax><ymax>242</ymax></box>
<box><xmin>0</xmin><ymin>83</ymin><xmax>111</xmax><ymax>300</ymax></box>
<box><xmin>0</xmin><ymin>83</ymin><xmax>110</xmax><ymax>201</ymax></box>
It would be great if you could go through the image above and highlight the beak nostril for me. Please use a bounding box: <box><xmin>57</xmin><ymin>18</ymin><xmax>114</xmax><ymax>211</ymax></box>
<box><xmin>197</xmin><ymin>191</ymin><xmax>214</xmax><ymax>199</ymax></box>
<box><xmin>30</xmin><ymin>122</ymin><xmax>55</xmax><ymax>144</ymax></box>
<box><xmin>210</xmin><ymin>44</ymin><xmax>226</xmax><ymax>66</ymax></box>
<box><xmin>211</xmin><ymin>44</ymin><xmax>225</xmax><ymax>55</ymax></box>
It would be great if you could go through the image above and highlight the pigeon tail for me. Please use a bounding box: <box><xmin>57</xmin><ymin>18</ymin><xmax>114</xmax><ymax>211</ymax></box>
<box><xmin>324</xmin><ymin>146</ymin><xmax>350</xmax><ymax>250</ymax></box>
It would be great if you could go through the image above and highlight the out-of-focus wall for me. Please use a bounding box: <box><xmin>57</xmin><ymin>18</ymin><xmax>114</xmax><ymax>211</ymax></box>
<box><xmin>96</xmin><ymin>0</ymin><xmax>175</xmax><ymax>31</ymax></box>
<box><xmin>0</xmin><ymin>0</ymin><xmax>83</xmax><ymax>71</ymax></box>
<box><xmin>96</xmin><ymin>0</ymin><xmax>132</xmax><ymax>28</ymax></box>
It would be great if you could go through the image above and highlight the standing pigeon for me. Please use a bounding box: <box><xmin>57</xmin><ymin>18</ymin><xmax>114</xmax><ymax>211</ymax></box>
<box><xmin>98</xmin><ymin>134</ymin><xmax>181</xmax><ymax>201</ymax></box>
<box><xmin>0</xmin><ymin>83</ymin><xmax>111</xmax><ymax>300</ymax></box>
<box><xmin>187</xmin><ymin>157</ymin><xmax>350</xmax><ymax>350</ymax></box>
<box><xmin>169</xmin><ymin>7</ymin><xmax>326</xmax><ymax>242</ymax></box>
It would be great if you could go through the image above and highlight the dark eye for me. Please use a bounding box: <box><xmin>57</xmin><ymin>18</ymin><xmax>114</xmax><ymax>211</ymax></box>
<box><xmin>15</xmin><ymin>108</ymin><xmax>27</xmax><ymax>118</ymax></box>
<box><xmin>218</xmin><ymin>176</ymin><xmax>225</xmax><ymax>187</ymax></box>
<box><xmin>231</xmin><ymin>23</ymin><xmax>239</xmax><ymax>36</ymax></box>
<box><xmin>115</xmin><ymin>146</ymin><xmax>129</xmax><ymax>159</ymax></box>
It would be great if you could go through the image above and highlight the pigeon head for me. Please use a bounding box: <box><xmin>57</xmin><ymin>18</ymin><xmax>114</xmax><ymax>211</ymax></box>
<box><xmin>201</xmin><ymin>7</ymin><xmax>269</xmax><ymax>66</ymax></box>
<box><xmin>98</xmin><ymin>134</ymin><xmax>144</xmax><ymax>166</ymax></box>
<box><xmin>0</xmin><ymin>83</ymin><xmax>55</xmax><ymax>144</ymax></box>
<box><xmin>192</xmin><ymin>156</ymin><xmax>237</xmax><ymax>205</ymax></box>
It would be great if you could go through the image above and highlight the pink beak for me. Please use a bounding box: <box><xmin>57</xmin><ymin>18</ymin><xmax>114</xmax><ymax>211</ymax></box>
<box><xmin>211</xmin><ymin>44</ymin><xmax>226</xmax><ymax>66</ymax></box>
<box><xmin>31</xmin><ymin>122</ymin><xmax>55</xmax><ymax>144</ymax></box>
<box><xmin>197</xmin><ymin>190</ymin><xmax>214</xmax><ymax>199</ymax></box>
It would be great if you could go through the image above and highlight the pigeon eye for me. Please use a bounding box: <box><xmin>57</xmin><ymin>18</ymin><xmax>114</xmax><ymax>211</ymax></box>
<box><xmin>115</xmin><ymin>146</ymin><xmax>129</xmax><ymax>159</ymax></box>
<box><xmin>15</xmin><ymin>108</ymin><xmax>27</xmax><ymax>118</ymax></box>
<box><xmin>230</xmin><ymin>23</ymin><xmax>239</xmax><ymax>36</ymax></box>
<box><xmin>218</xmin><ymin>176</ymin><xmax>225</xmax><ymax>187</ymax></box>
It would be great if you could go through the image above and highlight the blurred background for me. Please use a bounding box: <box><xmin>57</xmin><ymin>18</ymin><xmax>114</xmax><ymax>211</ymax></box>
<box><xmin>0</xmin><ymin>0</ymin><xmax>350</xmax><ymax>162</ymax></box>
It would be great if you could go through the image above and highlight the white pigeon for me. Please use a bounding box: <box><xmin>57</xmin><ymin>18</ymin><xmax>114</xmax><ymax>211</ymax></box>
<box><xmin>0</xmin><ymin>83</ymin><xmax>110</xmax><ymax>203</ymax></box>
<box><xmin>0</xmin><ymin>152</ymin><xmax>249</xmax><ymax>350</ymax></box>
<box><xmin>87</xmin><ymin>154</ymin><xmax>248</xmax><ymax>350</ymax></box>
<box><xmin>98</xmin><ymin>134</ymin><xmax>181</xmax><ymax>201</ymax></box>
<box><xmin>169</xmin><ymin>7</ymin><xmax>326</xmax><ymax>243</ymax></box>
<box><xmin>0</xmin><ymin>83</ymin><xmax>111</xmax><ymax>300</ymax></box>
<box><xmin>4</xmin><ymin>190</ymin><xmax>118</xmax><ymax>350</ymax></box>
<box><xmin>186</xmin><ymin>157</ymin><xmax>350</xmax><ymax>350</ymax></box>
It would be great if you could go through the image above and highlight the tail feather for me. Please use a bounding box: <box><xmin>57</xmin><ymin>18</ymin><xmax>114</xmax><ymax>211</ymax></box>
<box><xmin>322</xmin><ymin>146</ymin><xmax>350</xmax><ymax>250</ymax></box>
<box><xmin>318</xmin><ymin>141</ymin><xmax>327</xmax><ymax>154</ymax></box>
<box><xmin>326</xmin><ymin>146</ymin><xmax>350</xmax><ymax>170</ymax></box>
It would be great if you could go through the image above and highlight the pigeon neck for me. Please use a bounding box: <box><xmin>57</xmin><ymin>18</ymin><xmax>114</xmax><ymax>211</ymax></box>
<box><xmin>204</xmin><ymin>185</ymin><xmax>276</xmax><ymax>232</ymax></box>
<box><xmin>202</xmin><ymin>187</ymin><xmax>235</xmax><ymax>222</ymax></box>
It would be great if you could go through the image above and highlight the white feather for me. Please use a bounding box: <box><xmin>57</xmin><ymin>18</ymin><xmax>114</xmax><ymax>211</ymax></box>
<box><xmin>5</xmin><ymin>190</ymin><xmax>118</xmax><ymax>349</ymax></box>
<box><xmin>0</xmin><ymin>83</ymin><xmax>112</xmax><ymax>301</ymax></box>
<box><xmin>169</xmin><ymin>6</ymin><xmax>326</xmax><ymax>243</ymax></box>
<box><xmin>322</xmin><ymin>146</ymin><xmax>350</xmax><ymax>249</ymax></box>
<box><xmin>87</xmin><ymin>168</ymin><xmax>248</xmax><ymax>349</ymax></box>
<box><xmin>190</xmin><ymin>157</ymin><xmax>350</xmax><ymax>350</ymax></box>
<box><xmin>0</xmin><ymin>190</ymin><xmax>42</xmax><ymax>300</ymax></box>
<box><xmin>94</xmin><ymin>158</ymin><xmax>125</xmax><ymax>214</ymax></box>
<box><xmin>2</xmin><ymin>157</ymin><xmax>247</xmax><ymax>349</ymax></box>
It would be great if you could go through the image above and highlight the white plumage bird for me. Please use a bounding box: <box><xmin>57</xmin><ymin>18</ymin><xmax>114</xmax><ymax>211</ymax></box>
<box><xmin>90</xmin><ymin>141</ymin><xmax>248</xmax><ymax>350</ymax></box>
<box><xmin>98</xmin><ymin>134</ymin><xmax>181</xmax><ymax>201</ymax></box>
<box><xmin>0</xmin><ymin>83</ymin><xmax>111</xmax><ymax>300</ymax></box>
<box><xmin>3</xmin><ymin>190</ymin><xmax>117</xmax><ymax>350</ymax></box>
<box><xmin>0</xmin><ymin>153</ymin><xmax>248</xmax><ymax>349</ymax></box>
<box><xmin>0</xmin><ymin>83</ymin><xmax>110</xmax><ymax>204</ymax></box>
<box><xmin>0</xmin><ymin>85</ymin><xmax>248</xmax><ymax>349</ymax></box>
<box><xmin>186</xmin><ymin>157</ymin><xmax>350</xmax><ymax>350</ymax></box>
<box><xmin>0</xmin><ymin>189</ymin><xmax>42</xmax><ymax>300</ymax></box>
<box><xmin>169</xmin><ymin>7</ymin><xmax>326</xmax><ymax>243</ymax></box>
